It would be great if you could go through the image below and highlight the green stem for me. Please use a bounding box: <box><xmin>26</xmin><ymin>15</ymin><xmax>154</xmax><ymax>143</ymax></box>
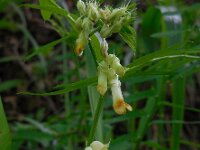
<box><xmin>89</xmin><ymin>26</ymin><xmax>101</xmax><ymax>37</ymax></box>
<box><xmin>88</xmin><ymin>96</ymin><xmax>104</xmax><ymax>145</ymax></box>
<box><xmin>88</xmin><ymin>41</ymin><xmax>98</xmax><ymax>67</ymax></box>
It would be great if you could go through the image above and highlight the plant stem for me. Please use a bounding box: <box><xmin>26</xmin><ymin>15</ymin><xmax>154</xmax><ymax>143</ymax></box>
<box><xmin>88</xmin><ymin>96</ymin><xmax>104</xmax><ymax>145</ymax></box>
<box><xmin>62</xmin><ymin>42</ymin><xmax>73</xmax><ymax>150</ymax></box>
<box><xmin>88</xmin><ymin>41</ymin><xmax>98</xmax><ymax>67</ymax></box>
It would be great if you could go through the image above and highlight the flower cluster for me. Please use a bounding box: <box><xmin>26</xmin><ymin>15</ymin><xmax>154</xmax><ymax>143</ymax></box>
<box><xmin>99</xmin><ymin>5</ymin><xmax>132</xmax><ymax>38</ymax></box>
<box><xmin>75</xmin><ymin>0</ymin><xmax>133</xmax><ymax>56</ymax></box>
<box><xmin>97</xmin><ymin>54</ymin><xmax>132</xmax><ymax>115</ymax></box>
<box><xmin>74</xmin><ymin>1</ymin><xmax>136</xmax><ymax>149</ymax></box>
<box><xmin>85</xmin><ymin>141</ymin><xmax>109</xmax><ymax>150</ymax></box>
<box><xmin>75</xmin><ymin>0</ymin><xmax>99</xmax><ymax>56</ymax></box>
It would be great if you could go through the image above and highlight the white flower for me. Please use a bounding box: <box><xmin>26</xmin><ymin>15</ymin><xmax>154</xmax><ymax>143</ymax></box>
<box><xmin>108</xmin><ymin>72</ymin><xmax>132</xmax><ymax>115</ymax></box>
<box><xmin>75</xmin><ymin>31</ymin><xmax>88</xmax><ymax>56</ymax></box>
<box><xmin>90</xmin><ymin>141</ymin><xmax>109</xmax><ymax>150</ymax></box>
<box><xmin>97</xmin><ymin>61</ymin><xmax>108</xmax><ymax>95</ymax></box>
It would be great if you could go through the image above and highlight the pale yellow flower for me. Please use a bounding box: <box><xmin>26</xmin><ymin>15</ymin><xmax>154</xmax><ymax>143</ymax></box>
<box><xmin>75</xmin><ymin>32</ymin><xmax>88</xmax><ymax>56</ymax></box>
<box><xmin>108</xmin><ymin>71</ymin><xmax>132</xmax><ymax>115</ymax></box>
<box><xmin>97</xmin><ymin>61</ymin><xmax>108</xmax><ymax>95</ymax></box>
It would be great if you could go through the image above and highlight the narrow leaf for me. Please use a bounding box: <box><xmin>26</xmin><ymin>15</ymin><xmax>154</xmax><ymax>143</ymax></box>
<box><xmin>120</xmin><ymin>25</ymin><xmax>136</xmax><ymax>52</ymax></box>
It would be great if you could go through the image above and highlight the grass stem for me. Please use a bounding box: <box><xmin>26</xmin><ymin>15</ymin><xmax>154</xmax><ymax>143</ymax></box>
<box><xmin>88</xmin><ymin>96</ymin><xmax>104</xmax><ymax>145</ymax></box>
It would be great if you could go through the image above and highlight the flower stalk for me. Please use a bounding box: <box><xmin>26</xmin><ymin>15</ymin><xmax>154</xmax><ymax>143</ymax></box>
<box><xmin>88</xmin><ymin>96</ymin><xmax>104</xmax><ymax>146</ymax></box>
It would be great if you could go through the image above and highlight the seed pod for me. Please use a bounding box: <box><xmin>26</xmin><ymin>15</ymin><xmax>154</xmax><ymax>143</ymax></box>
<box><xmin>77</xmin><ymin>0</ymin><xmax>86</xmax><ymax>15</ymax></box>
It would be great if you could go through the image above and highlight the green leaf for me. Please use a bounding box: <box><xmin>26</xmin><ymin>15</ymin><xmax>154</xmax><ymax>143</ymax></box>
<box><xmin>39</xmin><ymin>0</ymin><xmax>59</xmax><ymax>21</ymax></box>
<box><xmin>151</xmin><ymin>30</ymin><xmax>188</xmax><ymax>38</ymax></box>
<box><xmin>25</xmin><ymin>36</ymin><xmax>69</xmax><ymax>60</ymax></box>
<box><xmin>23</xmin><ymin>117</ymin><xmax>56</xmax><ymax>135</ymax></box>
<box><xmin>141</xmin><ymin>6</ymin><xmax>162</xmax><ymax>51</ymax></box>
<box><xmin>119</xmin><ymin>25</ymin><xmax>136</xmax><ymax>52</ymax></box>
<box><xmin>18</xmin><ymin>77</ymin><xmax>97</xmax><ymax>96</ymax></box>
<box><xmin>0</xmin><ymin>20</ymin><xmax>17</xmax><ymax>30</ymax></box>
<box><xmin>0</xmin><ymin>80</ymin><xmax>21</xmax><ymax>92</ymax></box>
<box><xmin>13</xmin><ymin>129</ymin><xmax>53</xmax><ymax>142</ymax></box>
<box><xmin>89</xmin><ymin>34</ymin><xmax>104</xmax><ymax>62</ymax></box>
<box><xmin>21</xmin><ymin>4</ymin><xmax>75</xmax><ymax>26</ymax></box>
<box><xmin>0</xmin><ymin>132</ymin><xmax>12</xmax><ymax>150</ymax></box>
<box><xmin>171</xmin><ymin>77</ymin><xmax>185</xmax><ymax>150</ymax></box>
<box><xmin>0</xmin><ymin>96</ymin><xmax>11</xmax><ymax>150</ymax></box>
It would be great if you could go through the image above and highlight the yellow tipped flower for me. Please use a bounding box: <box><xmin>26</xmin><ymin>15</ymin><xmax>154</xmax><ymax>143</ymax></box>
<box><xmin>97</xmin><ymin>61</ymin><xmax>108</xmax><ymax>95</ymax></box>
<box><xmin>90</xmin><ymin>141</ymin><xmax>110</xmax><ymax>150</ymax></box>
<box><xmin>75</xmin><ymin>32</ymin><xmax>88</xmax><ymax>56</ymax></box>
<box><xmin>109</xmin><ymin>72</ymin><xmax>132</xmax><ymax>115</ymax></box>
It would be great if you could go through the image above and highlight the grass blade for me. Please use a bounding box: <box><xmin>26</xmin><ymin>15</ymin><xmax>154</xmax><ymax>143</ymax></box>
<box><xmin>171</xmin><ymin>76</ymin><xmax>185</xmax><ymax>150</ymax></box>
<box><xmin>0</xmin><ymin>96</ymin><xmax>12</xmax><ymax>150</ymax></box>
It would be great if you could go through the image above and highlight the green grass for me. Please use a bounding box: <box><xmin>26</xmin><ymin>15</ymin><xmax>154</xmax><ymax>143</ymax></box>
<box><xmin>0</xmin><ymin>96</ymin><xmax>11</xmax><ymax>150</ymax></box>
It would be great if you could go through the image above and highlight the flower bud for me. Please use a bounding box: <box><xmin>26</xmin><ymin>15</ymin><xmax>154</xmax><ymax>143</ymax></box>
<box><xmin>75</xmin><ymin>17</ymin><xmax>83</xmax><ymax>30</ymax></box>
<box><xmin>85</xmin><ymin>147</ymin><xmax>92</xmax><ymax>150</ymax></box>
<box><xmin>82</xmin><ymin>17</ymin><xmax>93</xmax><ymax>33</ymax></box>
<box><xmin>106</xmin><ymin>54</ymin><xmax>125</xmax><ymax>77</ymax></box>
<box><xmin>90</xmin><ymin>141</ymin><xmax>109</xmax><ymax>150</ymax></box>
<box><xmin>75</xmin><ymin>31</ymin><xmax>88</xmax><ymax>56</ymax></box>
<box><xmin>100</xmin><ymin>24</ymin><xmax>112</xmax><ymax>38</ymax></box>
<box><xmin>77</xmin><ymin>0</ymin><xmax>86</xmax><ymax>15</ymax></box>
<box><xmin>112</xmin><ymin>59</ymin><xmax>125</xmax><ymax>77</ymax></box>
<box><xmin>111</xmin><ymin>19</ymin><xmax>123</xmax><ymax>33</ymax></box>
<box><xmin>97</xmin><ymin>70</ymin><xmax>107</xmax><ymax>95</ymax></box>
<box><xmin>97</xmin><ymin>61</ymin><xmax>108</xmax><ymax>95</ymax></box>
<box><xmin>100</xmin><ymin>38</ymin><xmax>108</xmax><ymax>57</ymax></box>
<box><xmin>109</xmin><ymin>76</ymin><xmax>132</xmax><ymax>115</ymax></box>
<box><xmin>88</xmin><ymin>2</ymin><xmax>99</xmax><ymax>21</ymax></box>
<box><xmin>109</xmin><ymin>7</ymin><xmax>126</xmax><ymax>20</ymax></box>
<box><xmin>100</xmin><ymin>8</ymin><xmax>111</xmax><ymax>21</ymax></box>
<box><xmin>123</xmin><ymin>12</ymin><xmax>132</xmax><ymax>24</ymax></box>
